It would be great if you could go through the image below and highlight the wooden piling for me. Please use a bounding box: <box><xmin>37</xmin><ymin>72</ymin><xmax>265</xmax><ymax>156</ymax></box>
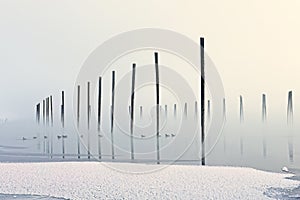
<box><xmin>46</xmin><ymin>97</ymin><xmax>49</xmax><ymax>155</ymax></box>
<box><xmin>130</xmin><ymin>63</ymin><xmax>136</xmax><ymax>160</ymax></box>
<box><xmin>43</xmin><ymin>100</ymin><xmax>45</xmax><ymax>126</ymax></box>
<box><xmin>184</xmin><ymin>103</ymin><xmax>187</xmax><ymax>118</ymax></box>
<box><xmin>111</xmin><ymin>71</ymin><xmax>116</xmax><ymax>159</ymax></box>
<box><xmin>87</xmin><ymin>81</ymin><xmax>91</xmax><ymax>159</ymax></box>
<box><xmin>61</xmin><ymin>91</ymin><xmax>65</xmax><ymax>159</ymax></box>
<box><xmin>77</xmin><ymin>85</ymin><xmax>81</xmax><ymax>159</ymax></box>
<box><xmin>154</xmin><ymin>52</ymin><xmax>160</xmax><ymax>164</ymax></box>
<box><xmin>287</xmin><ymin>91</ymin><xmax>293</xmax><ymax>125</ymax></box>
<box><xmin>42</xmin><ymin>99</ymin><xmax>45</xmax><ymax>153</ymax></box>
<box><xmin>36</xmin><ymin>103</ymin><xmax>41</xmax><ymax>151</ymax></box>
<box><xmin>200</xmin><ymin>37</ymin><xmax>205</xmax><ymax>165</ymax></box>
<box><xmin>97</xmin><ymin>77</ymin><xmax>102</xmax><ymax>160</ymax></box>
<box><xmin>239</xmin><ymin>95</ymin><xmax>244</xmax><ymax>123</ymax></box>
<box><xmin>165</xmin><ymin>105</ymin><xmax>167</xmax><ymax>118</ymax></box>
<box><xmin>174</xmin><ymin>104</ymin><xmax>177</xmax><ymax>119</ymax></box>
<box><xmin>50</xmin><ymin>95</ymin><xmax>53</xmax><ymax>158</ymax></box>
<box><xmin>36</xmin><ymin>103</ymin><xmax>40</xmax><ymax>124</ymax></box>
<box><xmin>262</xmin><ymin>94</ymin><xmax>267</xmax><ymax>122</ymax></box>
<box><xmin>140</xmin><ymin>106</ymin><xmax>143</xmax><ymax>118</ymax></box>
<box><xmin>207</xmin><ymin>100</ymin><xmax>211</xmax><ymax>123</ymax></box>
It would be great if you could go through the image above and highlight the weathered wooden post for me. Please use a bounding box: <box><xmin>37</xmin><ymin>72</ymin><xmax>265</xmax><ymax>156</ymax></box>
<box><xmin>262</xmin><ymin>94</ymin><xmax>267</xmax><ymax>157</ymax></box>
<box><xmin>46</xmin><ymin>97</ymin><xmax>49</xmax><ymax>155</ymax></box>
<box><xmin>87</xmin><ymin>81</ymin><xmax>91</xmax><ymax>159</ymax></box>
<box><xmin>239</xmin><ymin>95</ymin><xmax>244</xmax><ymax>123</ymax></box>
<box><xmin>43</xmin><ymin>100</ymin><xmax>45</xmax><ymax>125</ymax></box>
<box><xmin>61</xmin><ymin>91</ymin><xmax>65</xmax><ymax>159</ymax></box>
<box><xmin>200</xmin><ymin>37</ymin><xmax>205</xmax><ymax>165</ymax></box>
<box><xmin>262</xmin><ymin>94</ymin><xmax>267</xmax><ymax>122</ymax></box>
<box><xmin>154</xmin><ymin>52</ymin><xmax>160</xmax><ymax>164</ymax></box>
<box><xmin>42</xmin><ymin>99</ymin><xmax>45</xmax><ymax>153</ymax></box>
<box><xmin>184</xmin><ymin>103</ymin><xmax>187</xmax><ymax>118</ymax></box>
<box><xmin>50</xmin><ymin>95</ymin><xmax>53</xmax><ymax>159</ymax></box>
<box><xmin>174</xmin><ymin>104</ymin><xmax>177</xmax><ymax>119</ymax></box>
<box><xmin>139</xmin><ymin>106</ymin><xmax>143</xmax><ymax>119</ymax></box>
<box><xmin>223</xmin><ymin>98</ymin><xmax>226</xmax><ymax>152</ymax></box>
<box><xmin>36</xmin><ymin>103</ymin><xmax>41</xmax><ymax>151</ymax></box>
<box><xmin>207</xmin><ymin>100</ymin><xmax>211</xmax><ymax>124</ymax></box>
<box><xmin>239</xmin><ymin>95</ymin><xmax>244</xmax><ymax>155</ymax></box>
<box><xmin>164</xmin><ymin>105</ymin><xmax>167</xmax><ymax>118</ymax></box>
<box><xmin>287</xmin><ymin>91</ymin><xmax>293</xmax><ymax>125</ymax></box>
<box><xmin>77</xmin><ymin>85</ymin><xmax>81</xmax><ymax>159</ymax></box>
<box><xmin>97</xmin><ymin>77</ymin><xmax>102</xmax><ymax>160</ymax></box>
<box><xmin>287</xmin><ymin>91</ymin><xmax>294</xmax><ymax>162</ymax></box>
<box><xmin>36</xmin><ymin>103</ymin><xmax>40</xmax><ymax>124</ymax></box>
<box><xmin>130</xmin><ymin>63</ymin><xmax>136</xmax><ymax>160</ymax></box>
<box><xmin>111</xmin><ymin>71</ymin><xmax>116</xmax><ymax>159</ymax></box>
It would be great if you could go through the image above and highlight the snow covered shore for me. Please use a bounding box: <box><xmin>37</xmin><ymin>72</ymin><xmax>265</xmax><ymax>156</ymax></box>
<box><xmin>0</xmin><ymin>162</ymin><xmax>298</xmax><ymax>199</ymax></box>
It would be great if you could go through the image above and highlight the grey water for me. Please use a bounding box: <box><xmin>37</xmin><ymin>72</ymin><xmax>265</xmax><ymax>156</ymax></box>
<box><xmin>0</xmin><ymin>112</ymin><xmax>299</xmax><ymax>173</ymax></box>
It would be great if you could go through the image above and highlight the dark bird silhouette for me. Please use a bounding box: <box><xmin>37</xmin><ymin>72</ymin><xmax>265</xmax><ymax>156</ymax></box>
<box><xmin>141</xmin><ymin>134</ymin><xmax>146</xmax><ymax>138</ymax></box>
<box><xmin>165</xmin><ymin>134</ymin><xmax>170</xmax><ymax>137</ymax></box>
<box><xmin>57</xmin><ymin>135</ymin><xmax>62</xmax><ymax>139</ymax></box>
<box><xmin>171</xmin><ymin>134</ymin><xmax>176</xmax><ymax>137</ymax></box>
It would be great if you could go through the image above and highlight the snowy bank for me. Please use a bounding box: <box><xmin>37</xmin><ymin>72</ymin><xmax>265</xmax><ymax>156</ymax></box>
<box><xmin>0</xmin><ymin>162</ymin><xmax>298</xmax><ymax>199</ymax></box>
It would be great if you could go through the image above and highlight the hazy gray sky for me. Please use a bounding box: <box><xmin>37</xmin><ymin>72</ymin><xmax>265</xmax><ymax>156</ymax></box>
<box><xmin>1</xmin><ymin>0</ymin><xmax>300</xmax><ymax>121</ymax></box>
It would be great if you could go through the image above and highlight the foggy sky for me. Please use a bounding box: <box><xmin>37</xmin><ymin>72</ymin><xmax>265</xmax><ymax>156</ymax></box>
<box><xmin>1</xmin><ymin>0</ymin><xmax>300</xmax><ymax>121</ymax></box>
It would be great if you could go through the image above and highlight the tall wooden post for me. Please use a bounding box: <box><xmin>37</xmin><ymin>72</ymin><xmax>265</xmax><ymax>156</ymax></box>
<box><xmin>154</xmin><ymin>52</ymin><xmax>160</xmax><ymax>164</ymax></box>
<box><xmin>43</xmin><ymin>100</ymin><xmax>45</xmax><ymax>125</ymax></box>
<box><xmin>36</xmin><ymin>103</ymin><xmax>40</xmax><ymax>124</ymax></box>
<box><xmin>97</xmin><ymin>77</ymin><xmax>102</xmax><ymax>160</ymax></box>
<box><xmin>287</xmin><ymin>91</ymin><xmax>294</xmax><ymax>162</ymax></box>
<box><xmin>50</xmin><ymin>95</ymin><xmax>53</xmax><ymax>158</ymax></box>
<box><xmin>87</xmin><ymin>81</ymin><xmax>91</xmax><ymax>159</ymax></box>
<box><xmin>130</xmin><ymin>63</ymin><xmax>136</xmax><ymax>160</ymax></box>
<box><xmin>164</xmin><ymin>105</ymin><xmax>167</xmax><ymax>118</ymax></box>
<box><xmin>42</xmin><ymin>99</ymin><xmax>45</xmax><ymax>153</ymax></box>
<box><xmin>262</xmin><ymin>94</ymin><xmax>267</xmax><ymax>122</ymax></box>
<box><xmin>111</xmin><ymin>71</ymin><xmax>116</xmax><ymax>159</ymax></box>
<box><xmin>77</xmin><ymin>85</ymin><xmax>81</xmax><ymax>159</ymax></box>
<box><xmin>174</xmin><ymin>104</ymin><xmax>177</xmax><ymax>119</ymax></box>
<box><xmin>46</xmin><ymin>97</ymin><xmax>49</xmax><ymax>155</ymax></box>
<box><xmin>240</xmin><ymin>95</ymin><xmax>244</xmax><ymax>123</ymax></box>
<box><xmin>36</xmin><ymin>103</ymin><xmax>41</xmax><ymax>151</ymax></box>
<box><xmin>140</xmin><ymin>106</ymin><xmax>143</xmax><ymax>119</ymax></box>
<box><xmin>287</xmin><ymin>91</ymin><xmax>293</xmax><ymax>125</ymax></box>
<box><xmin>207</xmin><ymin>100</ymin><xmax>211</xmax><ymax>123</ymax></box>
<box><xmin>200</xmin><ymin>37</ymin><xmax>205</xmax><ymax>165</ymax></box>
<box><xmin>184</xmin><ymin>103</ymin><xmax>187</xmax><ymax>118</ymax></box>
<box><xmin>61</xmin><ymin>91</ymin><xmax>65</xmax><ymax>159</ymax></box>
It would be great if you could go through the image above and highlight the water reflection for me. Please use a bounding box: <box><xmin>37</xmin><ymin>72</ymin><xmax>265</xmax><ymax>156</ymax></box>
<box><xmin>1</xmin><ymin>103</ymin><xmax>300</xmax><ymax>173</ymax></box>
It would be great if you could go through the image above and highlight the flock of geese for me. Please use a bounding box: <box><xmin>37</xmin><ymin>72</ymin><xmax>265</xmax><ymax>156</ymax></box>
<box><xmin>19</xmin><ymin>135</ymin><xmax>68</xmax><ymax>141</ymax></box>
<box><xmin>140</xmin><ymin>133</ymin><xmax>175</xmax><ymax>138</ymax></box>
<box><xmin>20</xmin><ymin>133</ymin><xmax>175</xmax><ymax>141</ymax></box>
